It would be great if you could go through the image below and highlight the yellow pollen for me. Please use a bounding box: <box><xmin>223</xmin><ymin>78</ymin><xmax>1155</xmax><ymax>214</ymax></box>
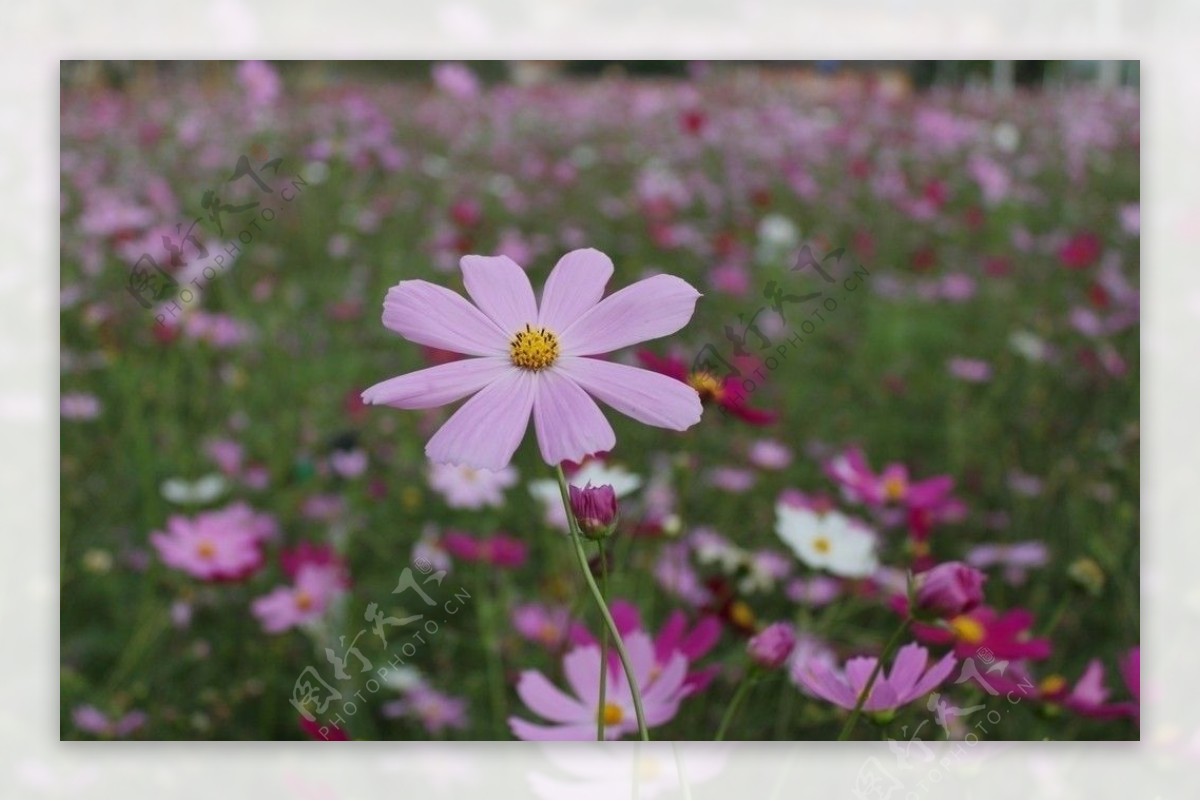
<box><xmin>509</xmin><ymin>324</ymin><xmax>559</xmax><ymax>371</ymax></box>
<box><xmin>883</xmin><ymin>475</ymin><xmax>907</xmax><ymax>501</ymax></box>
<box><xmin>537</xmin><ymin>622</ymin><xmax>560</xmax><ymax>643</ymax></box>
<box><xmin>688</xmin><ymin>371</ymin><xmax>725</xmax><ymax>401</ymax></box>
<box><xmin>295</xmin><ymin>590</ymin><xmax>314</xmax><ymax>611</ymax></box>
<box><xmin>196</xmin><ymin>540</ymin><xmax>217</xmax><ymax>559</ymax></box>
<box><xmin>812</xmin><ymin>535</ymin><xmax>832</xmax><ymax>555</ymax></box>
<box><xmin>729</xmin><ymin>600</ymin><xmax>757</xmax><ymax>630</ymax></box>
<box><xmin>599</xmin><ymin>702</ymin><xmax>624</xmax><ymax>727</ymax></box>
<box><xmin>949</xmin><ymin>615</ymin><xmax>985</xmax><ymax>644</ymax></box>
<box><xmin>1039</xmin><ymin>675</ymin><xmax>1067</xmax><ymax>696</ymax></box>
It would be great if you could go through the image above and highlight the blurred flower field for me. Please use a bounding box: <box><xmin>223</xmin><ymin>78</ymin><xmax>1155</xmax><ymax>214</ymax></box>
<box><xmin>59</xmin><ymin>61</ymin><xmax>1139</xmax><ymax>741</ymax></box>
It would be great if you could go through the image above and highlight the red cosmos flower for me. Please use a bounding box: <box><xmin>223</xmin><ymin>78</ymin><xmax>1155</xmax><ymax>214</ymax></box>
<box><xmin>680</xmin><ymin>108</ymin><xmax>707</xmax><ymax>136</ymax></box>
<box><xmin>637</xmin><ymin>349</ymin><xmax>776</xmax><ymax>426</ymax></box>
<box><xmin>1059</xmin><ymin>231</ymin><xmax>1102</xmax><ymax>270</ymax></box>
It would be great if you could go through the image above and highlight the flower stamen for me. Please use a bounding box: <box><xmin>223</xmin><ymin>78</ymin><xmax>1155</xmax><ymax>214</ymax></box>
<box><xmin>510</xmin><ymin>324</ymin><xmax>559</xmax><ymax>371</ymax></box>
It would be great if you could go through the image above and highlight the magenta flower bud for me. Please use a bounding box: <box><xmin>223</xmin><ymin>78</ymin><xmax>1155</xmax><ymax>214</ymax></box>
<box><xmin>569</xmin><ymin>483</ymin><xmax>617</xmax><ymax>539</ymax></box>
<box><xmin>914</xmin><ymin>561</ymin><xmax>986</xmax><ymax>618</ymax></box>
<box><xmin>747</xmin><ymin>622</ymin><xmax>796</xmax><ymax>669</ymax></box>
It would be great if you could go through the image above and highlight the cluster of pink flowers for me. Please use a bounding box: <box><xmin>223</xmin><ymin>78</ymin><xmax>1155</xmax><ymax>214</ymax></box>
<box><xmin>150</xmin><ymin>502</ymin><xmax>276</xmax><ymax>581</ymax></box>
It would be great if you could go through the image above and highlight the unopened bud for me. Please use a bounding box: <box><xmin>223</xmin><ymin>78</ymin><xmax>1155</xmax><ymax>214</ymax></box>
<box><xmin>569</xmin><ymin>483</ymin><xmax>617</xmax><ymax>540</ymax></box>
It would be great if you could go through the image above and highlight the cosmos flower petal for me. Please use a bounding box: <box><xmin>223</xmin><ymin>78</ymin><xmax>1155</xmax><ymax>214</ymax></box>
<box><xmin>563</xmin><ymin>644</ymin><xmax>603</xmax><ymax>706</ymax></box>
<box><xmin>558</xmin><ymin>275</ymin><xmax>701</xmax><ymax>356</ymax></box>
<box><xmin>383</xmin><ymin>280</ymin><xmax>507</xmax><ymax>356</ymax></box>
<box><xmin>558</xmin><ymin>357</ymin><xmax>701</xmax><ymax>431</ymax></box>
<box><xmin>361</xmin><ymin>357</ymin><xmax>513</xmax><ymax>408</ymax></box>
<box><xmin>515</xmin><ymin>670</ymin><xmax>590</xmax><ymax>724</ymax></box>
<box><xmin>909</xmin><ymin>650</ymin><xmax>958</xmax><ymax>699</ymax></box>
<box><xmin>532</xmin><ymin>370</ymin><xmax>616</xmax><ymax>466</ymax></box>
<box><xmin>426</xmin><ymin>370</ymin><xmax>536</xmax><ymax>470</ymax></box>
<box><xmin>461</xmin><ymin>254</ymin><xmax>538</xmax><ymax>334</ymax></box>
<box><xmin>508</xmin><ymin>717</ymin><xmax>596</xmax><ymax>742</ymax></box>
<box><xmin>885</xmin><ymin>643</ymin><xmax>929</xmax><ymax>700</ymax></box>
<box><xmin>537</xmin><ymin>248</ymin><xmax>614</xmax><ymax>332</ymax></box>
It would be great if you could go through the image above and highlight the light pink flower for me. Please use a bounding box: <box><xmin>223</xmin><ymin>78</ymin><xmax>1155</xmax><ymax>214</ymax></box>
<box><xmin>329</xmin><ymin>448</ymin><xmax>368</xmax><ymax>478</ymax></box>
<box><xmin>511</xmin><ymin>602</ymin><xmax>582</xmax><ymax>649</ymax></box>
<box><xmin>795</xmin><ymin>643</ymin><xmax>957</xmax><ymax>713</ymax></box>
<box><xmin>72</xmin><ymin>705</ymin><xmax>147</xmax><ymax>738</ymax></box>
<box><xmin>150</xmin><ymin>503</ymin><xmax>274</xmax><ymax>581</ymax></box>
<box><xmin>749</xmin><ymin>438</ymin><xmax>792</xmax><ymax>470</ymax></box>
<box><xmin>427</xmin><ymin>461</ymin><xmax>516</xmax><ymax>509</ymax></box>
<box><xmin>947</xmin><ymin>357</ymin><xmax>992</xmax><ymax>383</ymax></box>
<box><xmin>509</xmin><ymin>632</ymin><xmax>689</xmax><ymax>740</ymax></box>
<box><xmin>251</xmin><ymin>563</ymin><xmax>346</xmax><ymax>633</ymax></box>
<box><xmin>383</xmin><ymin>685</ymin><xmax>469</xmax><ymax>735</ymax></box>
<box><xmin>61</xmin><ymin>392</ymin><xmax>101</xmax><ymax>420</ymax></box>
<box><xmin>363</xmin><ymin>249</ymin><xmax>703</xmax><ymax>470</ymax></box>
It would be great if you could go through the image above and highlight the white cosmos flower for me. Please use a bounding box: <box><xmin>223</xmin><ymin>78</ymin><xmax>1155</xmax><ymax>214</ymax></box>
<box><xmin>528</xmin><ymin>461</ymin><xmax>642</xmax><ymax>530</ymax></box>
<box><xmin>775</xmin><ymin>504</ymin><xmax>879</xmax><ymax>579</ymax></box>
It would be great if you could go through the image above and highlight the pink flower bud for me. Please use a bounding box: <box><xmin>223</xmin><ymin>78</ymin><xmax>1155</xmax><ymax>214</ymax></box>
<box><xmin>914</xmin><ymin>561</ymin><xmax>986</xmax><ymax>618</ymax></box>
<box><xmin>747</xmin><ymin>622</ymin><xmax>796</xmax><ymax>669</ymax></box>
<box><xmin>568</xmin><ymin>483</ymin><xmax>617</xmax><ymax>539</ymax></box>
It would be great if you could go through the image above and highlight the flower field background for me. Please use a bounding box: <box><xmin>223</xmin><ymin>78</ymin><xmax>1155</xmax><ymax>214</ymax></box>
<box><xmin>59</xmin><ymin>61</ymin><xmax>1140</xmax><ymax>741</ymax></box>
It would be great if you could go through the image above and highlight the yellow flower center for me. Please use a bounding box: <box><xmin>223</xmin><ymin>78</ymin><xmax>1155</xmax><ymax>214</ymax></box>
<box><xmin>949</xmin><ymin>615</ymin><xmax>985</xmax><ymax>644</ymax></box>
<box><xmin>729</xmin><ymin>600</ymin><xmax>757</xmax><ymax>630</ymax></box>
<box><xmin>295</xmin><ymin>590</ymin><xmax>314</xmax><ymax>611</ymax></box>
<box><xmin>509</xmin><ymin>324</ymin><xmax>559</xmax><ymax>371</ymax></box>
<box><xmin>883</xmin><ymin>475</ymin><xmax>907</xmax><ymax>501</ymax></box>
<box><xmin>688</xmin><ymin>371</ymin><xmax>725</xmax><ymax>401</ymax></box>
<box><xmin>1039</xmin><ymin>674</ymin><xmax>1067</xmax><ymax>696</ymax></box>
<box><xmin>196</xmin><ymin>540</ymin><xmax>216</xmax><ymax>559</ymax></box>
<box><xmin>599</xmin><ymin>702</ymin><xmax>624</xmax><ymax>727</ymax></box>
<box><xmin>812</xmin><ymin>535</ymin><xmax>832</xmax><ymax>555</ymax></box>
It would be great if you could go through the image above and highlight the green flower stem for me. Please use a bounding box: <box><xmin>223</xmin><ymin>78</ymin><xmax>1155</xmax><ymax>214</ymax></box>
<box><xmin>554</xmin><ymin>465</ymin><xmax>650</xmax><ymax>741</ymax></box>
<box><xmin>596</xmin><ymin>542</ymin><xmax>610</xmax><ymax>741</ymax></box>
<box><xmin>715</xmin><ymin>665</ymin><xmax>759</xmax><ymax>741</ymax></box>
<box><xmin>837</xmin><ymin>617</ymin><xmax>911</xmax><ymax>740</ymax></box>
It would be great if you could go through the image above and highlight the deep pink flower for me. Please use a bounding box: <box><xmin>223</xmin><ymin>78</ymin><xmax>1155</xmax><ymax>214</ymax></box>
<box><xmin>363</xmin><ymin>249</ymin><xmax>703</xmax><ymax>470</ymax></box>
<box><xmin>509</xmin><ymin>632</ymin><xmax>689</xmax><ymax>740</ymax></box>
<box><xmin>913</xmin><ymin>561</ymin><xmax>987</xmax><ymax>618</ymax></box>
<box><xmin>442</xmin><ymin>531</ymin><xmax>528</xmax><ymax>569</ymax></box>
<box><xmin>912</xmin><ymin>606</ymin><xmax>1052</xmax><ymax>661</ymax></box>
<box><xmin>795</xmin><ymin>643</ymin><xmax>957</xmax><ymax>713</ymax></box>
<box><xmin>569</xmin><ymin>483</ymin><xmax>617</xmax><ymax>537</ymax></box>
<box><xmin>299</xmin><ymin>715</ymin><xmax>349</xmax><ymax>741</ymax></box>
<box><xmin>1059</xmin><ymin>231</ymin><xmax>1102</xmax><ymax>270</ymax></box>
<box><xmin>637</xmin><ymin>348</ymin><xmax>776</xmax><ymax>426</ymax></box>
<box><xmin>748</xmin><ymin>622</ymin><xmax>797</xmax><ymax>669</ymax></box>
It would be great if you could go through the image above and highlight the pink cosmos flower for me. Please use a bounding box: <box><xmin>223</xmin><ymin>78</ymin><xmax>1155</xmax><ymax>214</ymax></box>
<box><xmin>61</xmin><ymin>392</ymin><xmax>101</xmax><ymax>420</ymax></box>
<box><xmin>795</xmin><ymin>643</ymin><xmax>957</xmax><ymax>713</ymax></box>
<box><xmin>512</xmin><ymin>602</ymin><xmax>586</xmax><ymax>649</ymax></box>
<box><xmin>150</xmin><ymin>503</ymin><xmax>275</xmax><ymax>581</ymax></box>
<box><xmin>441</xmin><ymin>530</ymin><xmax>527</xmax><ymax>569</ymax></box>
<box><xmin>965</xmin><ymin>541</ymin><xmax>1049</xmax><ymax>585</ymax></box>
<box><xmin>509</xmin><ymin>632</ymin><xmax>689</xmax><ymax>740</ymax></box>
<box><xmin>251</xmin><ymin>562</ymin><xmax>346</xmax><ymax>633</ymax></box>
<box><xmin>748</xmin><ymin>438</ymin><xmax>792</xmax><ymax>470</ymax></box>
<box><xmin>329</xmin><ymin>448</ymin><xmax>368</xmax><ymax>479</ymax></box>
<box><xmin>947</xmin><ymin>357</ymin><xmax>993</xmax><ymax>383</ymax></box>
<box><xmin>427</xmin><ymin>461</ymin><xmax>516</xmax><ymax>509</ymax></box>
<box><xmin>363</xmin><ymin>250</ymin><xmax>703</xmax><ymax>470</ymax></box>
<box><xmin>571</xmin><ymin>599</ymin><xmax>721</xmax><ymax>695</ymax></box>
<box><xmin>912</xmin><ymin>606</ymin><xmax>1052</xmax><ymax>661</ymax></box>
<box><xmin>72</xmin><ymin>705</ymin><xmax>147</xmax><ymax>738</ymax></box>
<box><xmin>913</xmin><ymin>561</ymin><xmax>987</xmax><ymax>618</ymax></box>
<box><xmin>383</xmin><ymin>684</ymin><xmax>470</xmax><ymax>735</ymax></box>
<box><xmin>748</xmin><ymin>622</ymin><xmax>797</xmax><ymax>669</ymax></box>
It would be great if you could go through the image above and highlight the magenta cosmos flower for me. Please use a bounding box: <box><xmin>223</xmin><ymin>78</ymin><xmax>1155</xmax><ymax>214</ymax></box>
<box><xmin>363</xmin><ymin>249</ymin><xmax>704</xmax><ymax>470</ymax></box>
<box><xmin>796</xmin><ymin>642</ymin><xmax>957</xmax><ymax>713</ymax></box>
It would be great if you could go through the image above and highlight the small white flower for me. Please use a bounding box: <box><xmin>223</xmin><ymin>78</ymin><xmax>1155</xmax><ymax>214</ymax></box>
<box><xmin>775</xmin><ymin>504</ymin><xmax>878</xmax><ymax>579</ymax></box>
<box><xmin>161</xmin><ymin>473</ymin><xmax>228</xmax><ymax>505</ymax></box>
